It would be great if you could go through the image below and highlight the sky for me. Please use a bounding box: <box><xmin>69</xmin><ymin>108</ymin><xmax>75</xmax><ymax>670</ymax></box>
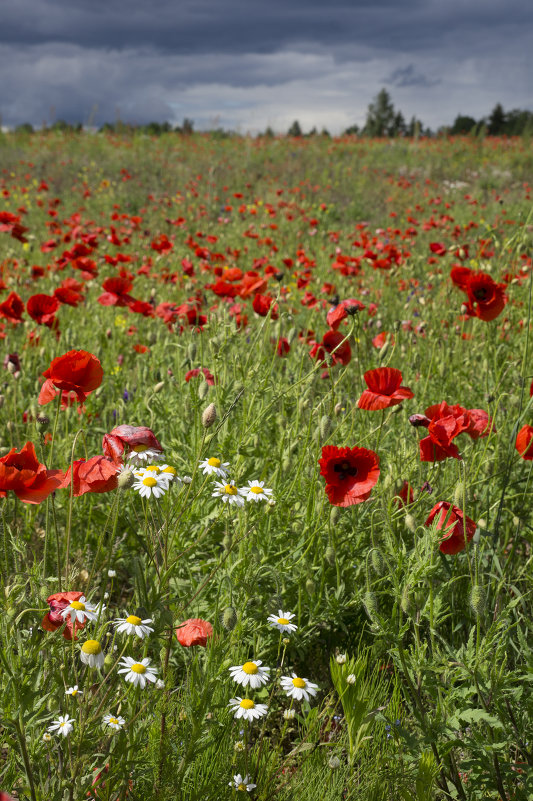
<box><xmin>2</xmin><ymin>0</ymin><xmax>532</xmax><ymax>133</ymax></box>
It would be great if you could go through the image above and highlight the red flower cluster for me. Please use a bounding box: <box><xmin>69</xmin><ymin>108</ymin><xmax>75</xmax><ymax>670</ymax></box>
<box><xmin>450</xmin><ymin>266</ymin><xmax>507</xmax><ymax>321</ymax></box>
<box><xmin>102</xmin><ymin>425</ymin><xmax>163</xmax><ymax>463</ymax></box>
<box><xmin>319</xmin><ymin>445</ymin><xmax>380</xmax><ymax>507</ymax></box>
<box><xmin>425</xmin><ymin>501</ymin><xmax>477</xmax><ymax>555</ymax></box>
<box><xmin>414</xmin><ymin>401</ymin><xmax>494</xmax><ymax>462</ymax></box>
<box><xmin>358</xmin><ymin>367</ymin><xmax>413</xmax><ymax>411</ymax></box>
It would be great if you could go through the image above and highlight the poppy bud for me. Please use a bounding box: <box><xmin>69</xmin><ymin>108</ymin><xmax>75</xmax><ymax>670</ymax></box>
<box><xmin>305</xmin><ymin>576</ymin><xmax>316</xmax><ymax>595</ymax></box>
<box><xmin>153</xmin><ymin>381</ymin><xmax>165</xmax><ymax>393</ymax></box>
<box><xmin>104</xmin><ymin>654</ymin><xmax>114</xmax><ymax>671</ymax></box>
<box><xmin>405</xmin><ymin>514</ymin><xmax>417</xmax><ymax>533</ymax></box>
<box><xmin>409</xmin><ymin>414</ymin><xmax>430</xmax><ymax>428</ymax></box>
<box><xmin>319</xmin><ymin>415</ymin><xmax>333</xmax><ymax>440</ymax></box>
<box><xmin>198</xmin><ymin>379</ymin><xmax>209</xmax><ymax>400</ymax></box>
<box><xmin>330</xmin><ymin>506</ymin><xmax>341</xmax><ymax>526</ymax></box>
<box><xmin>400</xmin><ymin>584</ymin><xmax>411</xmax><ymax>614</ymax></box>
<box><xmin>287</xmin><ymin>326</ymin><xmax>297</xmax><ymax>344</ymax></box>
<box><xmin>371</xmin><ymin>549</ymin><xmax>384</xmax><ymax>575</ymax></box>
<box><xmin>222</xmin><ymin>533</ymin><xmax>232</xmax><ymax>551</ymax></box>
<box><xmin>222</xmin><ymin>606</ymin><xmax>237</xmax><ymax>630</ymax></box>
<box><xmin>117</xmin><ymin>469</ymin><xmax>135</xmax><ymax>490</ymax></box>
<box><xmin>79</xmin><ymin>569</ymin><xmax>89</xmax><ymax>582</ymax></box>
<box><xmin>453</xmin><ymin>482</ymin><xmax>468</xmax><ymax>508</ymax></box>
<box><xmin>187</xmin><ymin>343</ymin><xmax>197</xmax><ymax>361</ymax></box>
<box><xmin>477</xmin><ymin>518</ymin><xmax>487</xmax><ymax>530</ymax></box>
<box><xmin>378</xmin><ymin>341</ymin><xmax>389</xmax><ymax>360</ymax></box>
<box><xmin>325</xmin><ymin>545</ymin><xmax>336</xmax><ymax>566</ymax></box>
<box><xmin>201</xmin><ymin>402</ymin><xmax>217</xmax><ymax>428</ymax></box>
<box><xmin>281</xmin><ymin>455</ymin><xmax>292</xmax><ymax>472</ymax></box>
<box><xmin>328</xmin><ymin>756</ymin><xmax>341</xmax><ymax>770</ymax></box>
<box><xmin>470</xmin><ymin>586</ymin><xmax>485</xmax><ymax>616</ymax></box>
<box><xmin>363</xmin><ymin>591</ymin><xmax>378</xmax><ymax>621</ymax></box>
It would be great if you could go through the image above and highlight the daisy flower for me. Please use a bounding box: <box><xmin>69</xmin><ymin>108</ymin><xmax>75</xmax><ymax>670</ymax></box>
<box><xmin>199</xmin><ymin>456</ymin><xmax>230</xmax><ymax>478</ymax></box>
<box><xmin>212</xmin><ymin>480</ymin><xmax>245</xmax><ymax>506</ymax></box>
<box><xmin>65</xmin><ymin>685</ymin><xmax>82</xmax><ymax>697</ymax></box>
<box><xmin>80</xmin><ymin>640</ymin><xmax>105</xmax><ymax>669</ymax></box>
<box><xmin>117</xmin><ymin>656</ymin><xmax>158</xmax><ymax>689</ymax></box>
<box><xmin>61</xmin><ymin>596</ymin><xmax>102</xmax><ymax>625</ymax></box>
<box><xmin>228</xmin><ymin>697</ymin><xmax>268</xmax><ymax>722</ymax></box>
<box><xmin>158</xmin><ymin>464</ymin><xmax>182</xmax><ymax>484</ymax></box>
<box><xmin>103</xmin><ymin>713</ymin><xmax>125</xmax><ymax>731</ymax></box>
<box><xmin>114</xmin><ymin>613</ymin><xmax>154</xmax><ymax>639</ymax></box>
<box><xmin>127</xmin><ymin>447</ymin><xmax>164</xmax><ymax>465</ymax></box>
<box><xmin>240</xmin><ymin>481</ymin><xmax>273</xmax><ymax>503</ymax></box>
<box><xmin>229</xmin><ymin>774</ymin><xmax>257</xmax><ymax>792</ymax></box>
<box><xmin>229</xmin><ymin>660</ymin><xmax>270</xmax><ymax>689</ymax></box>
<box><xmin>280</xmin><ymin>673</ymin><xmax>319</xmax><ymax>702</ymax></box>
<box><xmin>132</xmin><ymin>470</ymin><xmax>169</xmax><ymax>499</ymax></box>
<box><xmin>47</xmin><ymin>714</ymin><xmax>74</xmax><ymax>738</ymax></box>
<box><xmin>267</xmin><ymin>610</ymin><xmax>298</xmax><ymax>634</ymax></box>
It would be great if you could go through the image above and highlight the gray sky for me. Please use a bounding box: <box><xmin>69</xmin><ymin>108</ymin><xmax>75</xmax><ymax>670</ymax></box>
<box><xmin>2</xmin><ymin>0</ymin><xmax>531</xmax><ymax>132</ymax></box>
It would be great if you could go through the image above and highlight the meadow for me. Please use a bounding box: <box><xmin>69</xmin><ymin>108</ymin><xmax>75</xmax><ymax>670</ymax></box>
<box><xmin>0</xmin><ymin>130</ymin><xmax>532</xmax><ymax>800</ymax></box>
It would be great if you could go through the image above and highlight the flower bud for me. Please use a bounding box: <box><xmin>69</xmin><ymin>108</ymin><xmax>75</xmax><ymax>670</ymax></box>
<box><xmin>104</xmin><ymin>654</ymin><xmax>114</xmax><ymax>671</ymax></box>
<box><xmin>201</xmin><ymin>403</ymin><xmax>217</xmax><ymax>428</ymax></box>
<box><xmin>305</xmin><ymin>576</ymin><xmax>315</xmax><ymax>595</ymax></box>
<box><xmin>405</xmin><ymin>514</ymin><xmax>417</xmax><ymax>533</ymax></box>
<box><xmin>453</xmin><ymin>482</ymin><xmax>468</xmax><ymax>508</ymax></box>
<box><xmin>117</xmin><ymin>468</ymin><xmax>135</xmax><ymax>489</ymax></box>
<box><xmin>222</xmin><ymin>606</ymin><xmax>237</xmax><ymax>631</ymax></box>
<box><xmin>319</xmin><ymin>415</ymin><xmax>333</xmax><ymax>441</ymax></box>
<box><xmin>363</xmin><ymin>591</ymin><xmax>378</xmax><ymax>620</ymax></box>
<box><xmin>346</xmin><ymin>674</ymin><xmax>356</xmax><ymax>685</ymax></box>
<box><xmin>198</xmin><ymin>379</ymin><xmax>209</xmax><ymax>400</ymax></box>
<box><xmin>336</xmin><ymin>653</ymin><xmax>346</xmax><ymax>664</ymax></box>
<box><xmin>325</xmin><ymin>545</ymin><xmax>336</xmax><ymax>566</ymax></box>
<box><xmin>328</xmin><ymin>756</ymin><xmax>341</xmax><ymax>770</ymax></box>
<box><xmin>400</xmin><ymin>584</ymin><xmax>411</xmax><ymax>614</ymax></box>
<box><xmin>153</xmin><ymin>381</ymin><xmax>165</xmax><ymax>394</ymax></box>
<box><xmin>371</xmin><ymin>549</ymin><xmax>384</xmax><ymax>575</ymax></box>
<box><xmin>187</xmin><ymin>343</ymin><xmax>197</xmax><ymax>361</ymax></box>
<box><xmin>470</xmin><ymin>586</ymin><xmax>485</xmax><ymax>616</ymax></box>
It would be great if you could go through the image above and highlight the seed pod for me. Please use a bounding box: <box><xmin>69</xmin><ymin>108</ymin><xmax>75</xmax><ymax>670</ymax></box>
<box><xmin>198</xmin><ymin>379</ymin><xmax>209</xmax><ymax>400</ymax></box>
<box><xmin>453</xmin><ymin>482</ymin><xmax>468</xmax><ymax>508</ymax></box>
<box><xmin>36</xmin><ymin>414</ymin><xmax>50</xmax><ymax>428</ymax></box>
<box><xmin>319</xmin><ymin>415</ymin><xmax>333</xmax><ymax>441</ymax></box>
<box><xmin>470</xmin><ymin>585</ymin><xmax>485</xmax><ymax>616</ymax></box>
<box><xmin>222</xmin><ymin>606</ymin><xmax>237</xmax><ymax>631</ymax></box>
<box><xmin>325</xmin><ymin>545</ymin><xmax>336</xmax><ymax>566</ymax></box>
<box><xmin>363</xmin><ymin>591</ymin><xmax>378</xmax><ymax>620</ymax></box>
<box><xmin>405</xmin><ymin>514</ymin><xmax>417</xmax><ymax>533</ymax></box>
<box><xmin>201</xmin><ymin>402</ymin><xmax>217</xmax><ymax>428</ymax></box>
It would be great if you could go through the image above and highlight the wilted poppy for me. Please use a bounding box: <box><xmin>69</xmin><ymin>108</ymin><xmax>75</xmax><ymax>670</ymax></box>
<box><xmin>176</xmin><ymin>618</ymin><xmax>213</xmax><ymax>647</ymax></box>
<box><xmin>41</xmin><ymin>590</ymin><xmax>85</xmax><ymax>640</ymax></box>
<box><xmin>102</xmin><ymin>425</ymin><xmax>163</xmax><ymax>463</ymax></box>
<box><xmin>319</xmin><ymin>445</ymin><xmax>380</xmax><ymax>507</ymax></box>
<box><xmin>515</xmin><ymin>424</ymin><xmax>533</xmax><ymax>460</ymax></box>
<box><xmin>358</xmin><ymin>367</ymin><xmax>414</xmax><ymax>411</ymax></box>
<box><xmin>59</xmin><ymin>455</ymin><xmax>118</xmax><ymax>496</ymax></box>
<box><xmin>425</xmin><ymin>501</ymin><xmax>476</xmax><ymax>555</ymax></box>
<box><xmin>39</xmin><ymin>350</ymin><xmax>103</xmax><ymax>405</ymax></box>
<box><xmin>0</xmin><ymin>441</ymin><xmax>64</xmax><ymax>504</ymax></box>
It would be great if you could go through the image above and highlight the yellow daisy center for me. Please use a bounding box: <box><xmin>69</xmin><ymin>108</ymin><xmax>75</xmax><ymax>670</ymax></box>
<box><xmin>142</xmin><ymin>477</ymin><xmax>157</xmax><ymax>487</ymax></box>
<box><xmin>242</xmin><ymin>661</ymin><xmax>258</xmax><ymax>675</ymax></box>
<box><xmin>162</xmin><ymin>465</ymin><xmax>176</xmax><ymax>475</ymax></box>
<box><xmin>239</xmin><ymin>699</ymin><xmax>255</xmax><ymax>709</ymax></box>
<box><xmin>109</xmin><ymin>717</ymin><xmax>119</xmax><ymax>725</ymax></box>
<box><xmin>81</xmin><ymin>640</ymin><xmax>101</xmax><ymax>655</ymax></box>
<box><xmin>237</xmin><ymin>784</ymin><xmax>247</xmax><ymax>791</ymax></box>
<box><xmin>208</xmin><ymin>457</ymin><xmax>221</xmax><ymax>467</ymax></box>
<box><xmin>292</xmin><ymin>677</ymin><xmax>306</xmax><ymax>688</ymax></box>
<box><xmin>145</xmin><ymin>465</ymin><xmax>160</xmax><ymax>472</ymax></box>
<box><xmin>133</xmin><ymin>445</ymin><xmax>148</xmax><ymax>453</ymax></box>
<box><xmin>59</xmin><ymin>721</ymin><xmax>66</xmax><ymax>727</ymax></box>
<box><xmin>126</xmin><ymin>615</ymin><xmax>142</xmax><ymax>625</ymax></box>
<box><xmin>70</xmin><ymin>601</ymin><xmax>85</xmax><ymax>611</ymax></box>
<box><xmin>277</xmin><ymin>617</ymin><xmax>289</xmax><ymax>625</ymax></box>
<box><xmin>224</xmin><ymin>484</ymin><xmax>237</xmax><ymax>495</ymax></box>
<box><xmin>131</xmin><ymin>663</ymin><xmax>146</xmax><ymax>674</ymax></box>
<box><xmin>250</xmin><ymin>486</ymin><xmax>263</xmax><ymax>494</ymax></box>
<box><xmin>71</xmin><ymin>689</ymin><xmax>78</xmax><ymax>696</ymax></box>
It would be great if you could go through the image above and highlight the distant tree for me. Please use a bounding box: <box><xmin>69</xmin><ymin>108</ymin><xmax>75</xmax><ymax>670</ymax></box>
<box><xmin>320</xmin><ymin>128</ymin><xmax>331</xmax><ymax>138</ymax></box>
<box><xmin>287</xmin><ymin>120</ymin><xmax>303</xmax><ymax>137</ymax></box>
<box><xmin>487</xmin><ymin>103</ymin><xmax>506</xmax><ymax>136</ymax></box>
<box><xmin>393</xmin><ymin>111</ymin><xmax>407</xmax><ymax>136</ymax></box>
<box><xmin>343</xmin><ymin>124</ymin><xmax>359</xmax><ymax>136</ymax></box>
<box><xmin>305</xmin><ymin>126</ymin><xmax>318</xmax><ymax>137</ymax></box>
<box><xmin>263</xmin><ymin>126</ymin><xmax>275</xmax><ymax>138</ymax></box>
<box><xmin>407</xmin><ymin>116</ymin><xmax>423</xmax><ymax>138</ymax></box>
<box><xmin>175</xmin><ymin>118</ymin><xmax>194</xmax><ymax>135</ymax></box>
<box><xmin>15</xmin><ymin>122</ymin><xmax>34</xmax><ymax>134</ymax></box>
<box><xmin>363</xmin><ymin>89</ymin><xmax>397</xmax><ymax>137</ymax></box>
<box><xmin>450</xmin><ymin>115</ymin><xmax>477</xmax><ymax>135</ymax></box>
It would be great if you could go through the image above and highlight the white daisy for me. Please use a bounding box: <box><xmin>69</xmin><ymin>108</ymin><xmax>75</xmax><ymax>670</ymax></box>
<box><xmin>229</xmin><ymin>660</ymin><xmax>270</xmax><ymax>689</ymax></box>
<box><xmin>61</xmin><ymin>596</ymin><xmax>103</xmax><ymax>625</ymax></box>
<box><xmin>280</xmin><ymin>673</ymin><xmax>319</xmax><ymax>702</ymax></box>
<box><xmin>229</xmin><ymin>774</ymin><xmax>257</xmax><ymax>792</ymax></box>
<box><xmin>80</xmin><ymin>639</ymin><xmax>105</xmax><ymax>669</ymax></box>
<box><xmin>103</xmin><ymin>713</ymin><xmax>125</xmax><ymax>731</ymax></box>
<box><xmin>239</xmin><ymin>481</ymin><xmax>273</xmax><ymax>503</ymax></box>
<box><xmin>158</xmin><ymin>464</ymin><xmax>182</xmax><ymax>484</ymax></box>
<box><xmin>43</xmin><ymin>732</ymin><xmax>52</xmax><ymax>742</ymax></box>
<box><xmin>47</xmin><ymin>714</ymin><xmax>74</xmax><ymax>738</ymax></box>
<box><xmin>114</xmin><ymin>614</ymin><xmax>154</xmax><ymax>639</ymax></box>
<box><xmin>212</xmin><ymin>480</ymin><xmax>245</xmax><ymax>506</ymax></box>
<box><xmin>117</xmin><ymin>656</ymin><xmax>158</xmax><ymax>689</ymax></box>
<box><xmin>199</xmin><ymin>456</ymin><xmax>230</xmax><ymax>478</ymax></box>
<box><xmin>127</xmin><ymin>447</ymin><xmax>164</xmax><ymax>465</ymax></box>
<box><xmin>132</xmin><ymin>471</ymin><xmax>169</xmax><ymax>499</ymax></box>
<box><xmin>228</xmin><ymin>697</ymin><xmax>268</xmax><ymax>722</ymax></box>
<box><xmin>65</xmin><ymin>685</ymin><xmax>82</xmax><ymax>697</ymax></box>
<box><xmin>267</xmin><ymin>610</ymin><xmax>298</xmax><ymax>634</ymax></box>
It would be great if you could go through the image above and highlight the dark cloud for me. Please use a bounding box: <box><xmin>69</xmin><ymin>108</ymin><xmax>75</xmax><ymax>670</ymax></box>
<box><xmin>385</xmin><ymin>64</ymin><xmax>441</xmax><ymax>89</ymax></box>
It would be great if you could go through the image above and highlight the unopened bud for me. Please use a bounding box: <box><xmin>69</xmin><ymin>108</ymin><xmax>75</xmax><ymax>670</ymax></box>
<box><xmin>117</xmin><ymin>469</ymin><xmax>135</xmax><ymax>489</ymax></box>
<box><xmin>198</xmin><ymin>379</ymin><xmax>209</xmax><ymax>400</ymax></box>
<box><xmin>202</xmin><ymin>402</ymin><xmax>217</xmax><ymax>428</ymax></box>
<box><xmin>330</xmin><ymin>506</ymin><xmax>341</xmax><ymax>526</ymax></box>
<box><xmin>328</xmin><ymin>756</ymin><xmax>341</xmax><ymax>770</ymax></box>
<box><xmin>222</xmin><ymin>533</ymin><xmax>232</xmax><ymax>552</ymax></box>
<box><xmin>453</xmin><ymin>482</ymin><xmax>468</xmax><ymax>508</ymax></box>
<box><xmin>287</xmin><ymin>327</ymin><xmax>297</xmax><ymax>344</ymax></box>
<box><xmin>371</xmin><ymin>549</ymin><xmax>384</xmax><ymax>575</ymax></box>
<box><xmin>153</xmin><ymin>381</ymin><xmax>165</xmax><ymax>393</ymax></box>
<box><xmin>363</xmin><ymin>591</ymin><xmax>378</xmax><ymax>620</ymax></box>
<box><xmin>305</xmin><ymin>576</ymin><xmax>315</xmax><ymax>595</ymax></box>
<box><xmin>405</xmin><ymin>514</ymin><xmax>417</xmax><ymax>533</ymax></box>
<box><xmin>104</xmin><ymin>654</ymin><xmax>114</xmax><ymax>671</ymax></box>
<box><xmin>222</xmin><ymin>606</ymin><xmax>237</xmax><ymax>630</ymax></box>
<box><xmin>319</xmin><ymin>415</ymin><xmax>333</xmax><ymax>440</ymax></box>
<box><xmin>325</xmin><ymin>545</ymin><xmax>336</xmax><ymax>566</ymax></box>
<box><xmin>470</xmin><ymin>586</ymin><xmax>485</xmax><ymax>616</ymax></box>
<box><xmin>187</xmin><ymin>343</ymin><xmax>197</xmax><ymax>361</ymax></box>
<box><xmin>79</xmin><ymin>569</ymin><xmax>89</xmax><ymax>582</ymax></box>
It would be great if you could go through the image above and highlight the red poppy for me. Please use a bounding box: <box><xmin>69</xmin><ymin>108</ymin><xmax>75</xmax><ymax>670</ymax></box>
<box><xmin>59</xmin><ymin>455</ymin><xmax>118</xmax><ymax>496</ymax></box>
<box><xmin>0</xmin><ymin>291</ymin><xmax>24</xmax><ymax>324</ymax></box>
<box><xmin>515</xmin><ymin>424</ymin><xmax>533</xmax><ymax>460</ymax></box>
<box><xmin>252</xmin><ymin>293</ymin><xmax>279</xmax><ymax>319</ymax></box>
<box><xmin>274</xmin><ymin>337</ymin><xmax>290</xmax><ymax>356</ymax></box>
<box><xmin>425</xmin><ymin>501</ymin><xmax>476</xmax><ymax>555</ymax></box>
<box><xmin>98</xmin><ymin>276</ymin><xmax>135</xmax><ymax>307</ymax></box>
<box><xmin>53</xmin><ymin>286</ymin><xmax>83</xmax><ymax>307</ymax></box>
<box><xmin>394</xmin><ymin>480</ymin><xmax>414</xmax><ymax>507</ymax></box>
<box><xmin>450</xmin><ymin>266</ymin><xmax>507</xmax><ymax>322</ymax></box>
<box><xmin>185</xmin><ymin>367</ymin><xmax>216</xmax><ymax>385</ymax></box>
<box><xmin>465</xmin><ymin>408</ymin><xmax>495</xmax><ymax>439</ymax></box>
<box><xmin>419</xmin><ymin>401</ymin><xmax>470</xmax><ymax>462</ymax></box>
<box><xmin>326</xmin><ymin>298</ymin><xmax>366</xmax><ymax>330</ymax></box>
<box><xmin>429</xmin><ymin>242</ymin><xmax>447</xmax><ymax>256</ymax></box>
<box><xmin>39</xmin><ymin>350</ymin><xmax>103</xmax><ymax>405</ymax></box>
<box><xmin>102</xmin><ymin>425</ymin><xmax>163</xmax><ymax>463</ymax></box>
<box><xmin>310</xmin><ymin>331</ymin><xmax>352</xmax><ymax>367</ymax></box>
<box><xmin>175</xmin><ymin>618</ymin><xmax>213</xmax><ymax>647</ymax></box>
<box><xmin>26</xmin><ymin>293</ymin><xmax>60</xmax><ymax>327</ymax></box>
<box><xmin>319</xmin><ymin>445</ymin><xmax>380</xmax><ymax>507</ymax></box>
<box><xmin>0</xmin><ymin>441</ymin><xmax>65</xmax><ymax>503</ymax></box>
<box><xmin>358</xmin><ymin>367</ymin><xmax>414</xmax><ymax>411</ymax></box>
<box><xmin>41</xmin><ymin>590</ymin><xmax>85</xmax><ymax>640</ymax></box>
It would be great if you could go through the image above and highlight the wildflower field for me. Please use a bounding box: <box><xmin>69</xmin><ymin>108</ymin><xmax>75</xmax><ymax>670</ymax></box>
<box><xmin>1</xmin><ymin>130</ymin><xmax>533</xmax><ymax>800</ymax></box>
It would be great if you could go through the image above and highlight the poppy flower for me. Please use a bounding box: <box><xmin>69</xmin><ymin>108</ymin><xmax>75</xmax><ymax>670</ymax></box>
<box><xmin>319</xmin><ymin>445</ymin><xmax>380</xmax><ymax>507</ymax></box>
<box><xmin>310</xmin><ymin>331</ymin><xmax>352</xmax><ymax>367</ymax></box>
<box><xmin>98</xmin><ymin>276</ymin><xmax>135</xmax><ymax>307</ymax></box>
<box><xmin>450</xmin><ymin>267</ymin><xmax>507</xmax><ymax>322</ymax></box>
<box><xmin>26</xmin><ymin>293</ymin><xmax>60</xmax><ymax>328</ymax></box>
<box><xmin>326</xmin><ymin>298</ymin><xmax>366</xmax><ymax>330</ymax></box>
<box><xmin>394</xmin><ymin>480</ymin><xmax>414</xmax><ymax>507</ymax></box>
<box><xmin>0</xmin><ymin>291</ymin><xmax>24</xmax><ymax>324</ymax></box>
<box><xmin>59</xmin><ymin>455</ymin><xmax>118</xmax><ymax>496</ymax></box>
<box><xmin>175</xmin><ymin>618</ymin><xmax>213</xmax><ymax>647</ymax></box>
<box><xmin>0</xmin><ymin>441</ymin><xmax>65</xmax><ymax>504</ymax></box>
<box><xmin>425</xmin><ymin>501</ymin><xmax>476</xmax><ymax>555</ymax></box>
<box><xmin>358</xmin><ymin>367</ymin><xmax>414</xmax><ymax>411</ymax></box>
<box><xmin>252</xmin><ymin>293</ymin><xmax>279</xmax><ymax>319</ymax></box>
<box><xmin>39</xmin><ymin>350</ymin><xmax>103</xmax><ymax>406</ymax></box>
<box><xmin>41</xmin><ymin>590</ymin><xmax>85</xmax><ymax>640</ymax></box>
<box><xmin>102</xmin><ymin>425</ymin><xmax>163</xmax><ymax>463</ymax></box>
<box><xmin>419</xmin><ymin>401</ymin><xmax>470</xmax><ymax>462</ymax></box>
<box><xmin>185</xmin><ymin>367</ymin><xmax>216</xmax><ymax>385</ymax></box>
<box><xmin>465</xmin><ymin>408</ymin><xmax>495</xmax><ymax>439</ymax></box>
<box><xmin>515</xmin><ymin>424</ymin><xmax>533</xmax><ymax>460</ymax></box>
